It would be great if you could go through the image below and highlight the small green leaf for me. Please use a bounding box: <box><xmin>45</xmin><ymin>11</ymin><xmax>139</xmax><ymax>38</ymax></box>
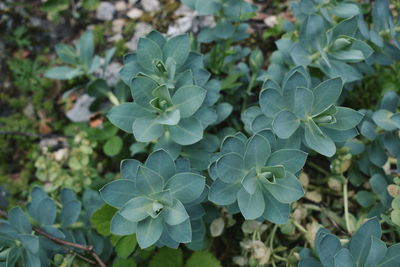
<box><xmin>78</xmin><ymin>31</ymin><xmax>94</xmax><ymax>68</ymax></box>
<box><xmin>149</xmin><ymin>247</ymin><xmax>183</xmax><ymax>267</ymax></box>
<box><xmin>185</xmin><ymin>251</ymin><xmax>222</xmax><ymax>267</ymax></box>
<box><xmin>103</xmin><ymin>136</ymin><xmax>123</xmax><ymax>156</ymax></box>
<box><xmin>44</xmin><ymin>66</ymin><xmax>82</xmax><ymax>80</ymax></box>
<box><xmin>116</xmin><ymin>235</ymin><xmax>137</xmax><ymax>259</ymax></box>
<box><xmin>91</xmin><ymin>204</ymin><xmax>118</xmax><ymax>236</ymax></box>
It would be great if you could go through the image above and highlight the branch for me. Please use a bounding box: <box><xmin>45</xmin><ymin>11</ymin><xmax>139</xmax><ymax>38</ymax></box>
<box><xmin>0</xmin><ymin>210</ymin><xmax>106</xmax><ymax>267</ymax></box>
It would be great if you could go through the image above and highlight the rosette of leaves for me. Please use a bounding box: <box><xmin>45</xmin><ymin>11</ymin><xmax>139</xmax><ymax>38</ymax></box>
<box><xmin>257</xmin><ymin>66</ymin><xmax>363</xmax><ymax>157</ymax></box>
<box><xmin>108</xmin><ymin>31</ymin><xmax>230</xmax><ymax>151</ymax></box>
<box><xmin>100</xmin><ymin>149</ymin><xmax>206</xmax><ymax>248</ymax></box>
<box><xmin>299</xmin><ymin>217</ymin><xmax>400</xmax><ymax>267</ymax></box>
<box><xmin>45</xmin><ymin>31</ymin><xmax>115</xmax><ymax>80</ymax></box>
<box><xmin>208</xmin><ymin>130</ymin><xmax>307</xmax><ymax>223</ymax></box>
<box><xmin>290</xmin><ymin>0</ymin><xmax>361</xmax><ymax>22</ymax></box>
<box><xmin>345</xmin><ymin>91</ymin><xmax>400</xmax><ymax>180</ymax></box>
<box><xmin>0</xmin><ymin>187</ymin><xmax>109</xmax><ymax>266</ymax></box>
<box><xmin>181</xmin><ymin>0</ymin><xmax>255</xmax><ymax>43</ymax></box>
<box><xmin>357</xmin><ymin>0</ymin><xmax>400</xmax><ymax>65</ymax></box>
<box><xmin>290</xmin><ymin>15</ymin><xmax>373</xmax><ymax>83</ymax></box>
<box><xmin>264</xmin><ymin>1</ymin><xmax>382</xmax><ymax>84</ymax></box>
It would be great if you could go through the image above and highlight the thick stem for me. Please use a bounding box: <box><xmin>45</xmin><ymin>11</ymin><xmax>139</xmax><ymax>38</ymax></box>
<box><xmin>343</xmin><ymin>178</ymin><xmax>352</xmax><ymax>234</ymax></box>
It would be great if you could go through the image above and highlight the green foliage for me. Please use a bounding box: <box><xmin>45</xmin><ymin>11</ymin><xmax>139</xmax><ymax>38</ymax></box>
<box><xmin>208</xmin><ymin>130</ymin><xmax>307</xmax><ymax>223</ymax></box>
<box><xmin>109</xmin><ymin>31</ymin><xmax>231</xmax><ymax>151</ymax></box>
<box><xmin>299</xmin><ymin>218</ymin><xmax>400</xmax><ymax>267</ymax></box>
<box><xmin>0</xmin><ymin>187</ymin><xmax>109</xmax><ymax>266</ymax></box>
<box><xmin>3</xmin><ymin>0</ymin><xmax>400</xmax><ymax>265</ymax></box>
<box><xmin>100</xmin><ymin>149</ymin><xmax>206</xmax><ymax>248</ymax></box>
<box><xmin>251</xmin><ymin>66</ymin><xmax>363</xmax><ymax>157</ymax></box>
<box><xmin>34</xmin><ymin>131</ymin><xmax>99</xmax><ymax>192</ymax></box>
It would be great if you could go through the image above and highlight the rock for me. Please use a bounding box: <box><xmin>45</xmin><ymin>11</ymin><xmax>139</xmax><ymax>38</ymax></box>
<box><xmin>23</xmin><ymin>103</ymin><xmax>35</xmax><ymax>118</ymax></box>
<box><xmin>103</xmin><ymin>62</ymin><xmax>122</xmax><ymax>87</ymax></box>
<box><xmin>66</xmin><ymin>94</ymin><xmax>95</xmax><ymax>122</ymax></box>
<box><xmin>141</xmin><ymin>0</ymin><xmax>161</xmax><ymax>12</ymax></box>
<box><xmin>264</xmin><ymin>15</ymin><xmax>278</xmax><ymax>27</ymax></box>
<box><xmin>127</xmin><ymin>8</ymin><xmax>143</xmax><ymax>19</ymax></box>
<box><xmin>115</xmin><ymin>1</ymin><xmax>127</xmax><ymax>11</ymax></box>
<box><xmin>96</xmin><ymin>2</ymin><xmax>115</xmax><ymax>21</ymax></box>
<box><xmin>125</xmin><ymin>22</ymin><xmax>152</xmax><ymax>50</ymax></box>
<box><xmin>112</xmin><ymin>18</ymin><xmax>125</xmax><ymax>33</ymax></box>
<box><xmin>108</xmin><ymin>33</ymin><xmax>124</xmax><ymax>42</ymax></box>
<box><xmin>166</xmin><ymin>5</ymin><xmax>196</xmax><ymax>36</ymax></box>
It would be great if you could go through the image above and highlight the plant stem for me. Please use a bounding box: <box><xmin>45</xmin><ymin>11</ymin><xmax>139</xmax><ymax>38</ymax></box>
<box><xmin>291</xmin><ymin>219</ymin><xmax>307</xmax><ymax>234</ymax></box>
<box><xmin>343</xmin><ymin>178</ymin><xmax>352</xmax><ymax>234</ymax></box>
<box><xmin>241</xmin><ymin>74</ymin><xmax>257</xmax><ymax>112</ymax></box>
<box><xmin>307</xmin><ymin>161</ymin><xmax>330</xmax><ymax>176</ymax></box>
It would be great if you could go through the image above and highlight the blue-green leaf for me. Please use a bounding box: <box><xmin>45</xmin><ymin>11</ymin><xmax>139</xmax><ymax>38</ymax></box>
<box><xmin>312</xmin><ymin>78</ymin><xmax>343</xmax><ymax>116</ymax></box>
<box><xmin>216</xmin><ymin>152</ymin><xmax>245</xmax><ymax>183</ymax></box>
<box><xmin>349</xmin><ymin>217</ymin><xmax>381</xmax><ymax>267</ymax></box>
<box><xmin>133</xmin><ymin>118</ymin><xmax>163</xmax><ymax>142</ymax></box>
<box><xmin>18</xmin><ymin>234</ymin><xmax>39</xmax><ymax>254</ymax></box>
<box><xmin>145</xmin><ymin>149</ymin><xmax>176</xmax><ymax>180</ymax></box>
<box><xmin>162</xmin><ymin>199</ymin><xmax>189</xmax><ymax>225</ymax></box>
<box><xmin>262</xmin><ymin>191</ymin><xmax>289</xmax><ymax>224</ymax></box>
<box><xmin>100</xmin><ymin>179</ymin><xmax>137</xmax><ymax>208</ymax></box>
<box><xmin>237</xmin><ymin>187</ymin><xmax>264</xmax><ymax>220</ymax></box>
<box><xmin>137</xmin><ymin>216</ymin><xmax>164</xmax><ymax>248</ymax></box>
<box><xmin>165</xmin><ymin>172</ymin><xmax>205</xmax><ymax>204</ymax></box>
<box><xmin>61</xmin><ymin>200</ymin><xmax>81</xmax><ymax>227</ymax></box>
<box><xmin>304</xmin><ymin>120</ymin><xmax>336</xmax><ymax>157</ymax></box>
<box><xmin>264</xmin><ymin>172</ymin><xmax>304</xmax><ymax>203</ymax></box>
<box><xmin>163</xmin><ymin>34</ymin><xmax>190</xmax><ymax>66</ymax></box>
<box><xmin>110</xmin><ymin>213</ymin><xmax>137</xmax><ymax>236</ymax></box>
<box><xmin>8</xmin><ymin>207</ymin><xmax>31</xmax><ymax>234</ymax></box>
<box><xmin>295</xmin><ymin>87</ymin><xmax>314</xmax><ymax>119</ymax></box>
<box><xmin>119</xmin><ymin>196</ymin><xmax>153</xmax><ymax>222</ymax></box>
<box><xmin>172</xmin><ymin>85</ymin><xmax>206</xmax><ymax>118</ymax></box>
<box><xmin>136</xmin><ymin>166</ymin><xmax>164</xmax><ymax>194</ymax></box>
<box><xmin>266</xmin><ymin>149</ymin><xmax>307</xmax><ymax>173</ymax></box>
<box><xmin>334</xmin><ymin>248</ymin><xmax>356</xmax><ymax>267</ymax></box>
<box><xmin>169</xmin><ymin>118</ymin><xmax>203</xmax><ymax>145</ymax></box>
<box><xmin>272</xmin><ymin>110</ymin><xmax>300</xmax><ymax>139</ymax></box>
<box><xmin>244</xmin><ymin>134</ymin><xmax>271</xmax><ymax>170</ymax></box>
<box><xmin>209</xmin><ymin>180</ymin><xmax>241</xmax><ymax>205</ymax></box>
<box><xmin>137</xmin><ymin>37</ymin><xmax>163</xmax><ymax>71</ymax></box>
